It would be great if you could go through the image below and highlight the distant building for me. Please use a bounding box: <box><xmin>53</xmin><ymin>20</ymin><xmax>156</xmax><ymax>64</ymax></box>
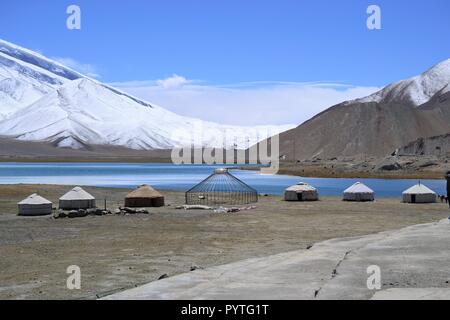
<box><xmin>18</xmin><ymin>193</ymin><xmax>53</xmax><ymax>216</ymax></box>
<box><xmin>125</xmin><ymin>185</ymin><xmax>165</xmax><ymax>207</ymax></box>
<box><xmin>343</xmin><ymin>182</ymin><xmax>374</xmax><ymax>202</ymax></box>
<box><xmin>59</xmin><ymin>187</ymin><xmax>96</xmax><ymax>210</ymax></box>
<box><xmin>284</xmin><ymin>182</ymin><xmax>319</xmax><ymax>201</ymax></box>
<box><xmin>402</xmin><ymin>183</ymin><xmax>437</xmax><ymax>203</ymax></box>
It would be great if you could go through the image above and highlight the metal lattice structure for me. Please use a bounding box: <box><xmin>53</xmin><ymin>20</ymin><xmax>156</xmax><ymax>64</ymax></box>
<box><xmin>185</xmin><ymin>168</ymin><xmax>258</xmax><ymax>205</ymax></box>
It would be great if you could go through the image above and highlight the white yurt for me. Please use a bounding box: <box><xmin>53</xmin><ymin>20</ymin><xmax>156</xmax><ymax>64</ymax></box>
<box><xmin>284</xmin><ymin>182</ymin><xmax>319</xmax><ymax>201</ymax></box>
<box><xmin>59</xmin><ymin>187</ymin><xmax>96</xmax><ymax>210</ymax></box>
<box><xmin>343</xmin><ymin>182</ymin><xmax>374</xmax><ymax>202</ymax></box>
<box><xmin>402</xmin><ymin>183</ymin><xmax>437</xmax><ymax>203</ymax></box>
<box><xmin>18</xmin><ymin>193</ymin><xmax>53</xmax><ymax>216</ymax></box>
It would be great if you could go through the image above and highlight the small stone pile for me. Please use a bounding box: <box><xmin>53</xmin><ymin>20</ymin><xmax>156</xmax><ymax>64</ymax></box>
<box><xmin>175</xmin><ymin>205</ymin><xmax>213</xmax><ymax>210</ymax></box>
<box><xmin>214</xmin><ymin>205</ymin><xmax>257</xmax><ymax>214</ymax></box>
<box><xmin>54</xmin><ymin>208</ymin><xmax>112</xmax><ymax>219</ymax></box>
<box><xmin>115</xmin><ymin>207</ymin><xmax>149</xmax><ymax>215</ymax></box>
<box><xmin>54</xmin><ymin>207</ymin><xmax>151</xmax><ymax>218</ymax></box>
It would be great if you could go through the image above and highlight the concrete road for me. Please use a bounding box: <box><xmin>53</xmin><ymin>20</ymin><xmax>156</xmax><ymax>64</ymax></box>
<box><xmin>104</xmin><ymin>218</ymin><xmax>450</xmax><ymax>300</ymax></box>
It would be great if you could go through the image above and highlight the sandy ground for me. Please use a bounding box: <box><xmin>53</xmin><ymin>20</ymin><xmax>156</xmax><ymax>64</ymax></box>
<box><xmin>0</xmin><ymin>184</ymin><xmax>448</xmax><ymax>300</ymax></box>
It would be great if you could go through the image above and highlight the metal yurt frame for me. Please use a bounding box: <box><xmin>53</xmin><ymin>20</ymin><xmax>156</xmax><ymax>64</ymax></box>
<box><xmin>185</xmin><ymin>168</ymin><xmax>258</xmax><ymax>205</ymax></box>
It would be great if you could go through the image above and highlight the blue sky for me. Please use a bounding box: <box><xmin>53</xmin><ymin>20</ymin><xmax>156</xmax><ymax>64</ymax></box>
<box><xmin>1</xmin><ymin>0</ymin><xmax>449</xmax><ymax>125</ymax></box>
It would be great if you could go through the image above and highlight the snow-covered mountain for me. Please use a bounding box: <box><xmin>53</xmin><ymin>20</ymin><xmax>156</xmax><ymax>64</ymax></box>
<box><xmin>0</xmin><ymin>39</ymin><xmax>293</xmax><ymax>150</ymax></box>
<box><xmin>353</xmin><ymin>59</ymin><xmax>450</xmax><ymax>107</ymax></box>
<box><xmin>274</xmin><ymin>58</ymin><xmax>450</xmax><ymax>160</ymax></box>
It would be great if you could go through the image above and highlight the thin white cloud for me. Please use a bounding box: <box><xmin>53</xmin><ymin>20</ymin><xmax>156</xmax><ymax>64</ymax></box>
<box><xmin>112</xmin><ymin>76</ymin><xmax>380</xmax><ymax>126</ymax></box>
<box><xmin>156</xmin><ymin>74</ymin><xmax>190</xmax><ymax>89</ymax></box>
<box><xmin>51</xmin><ymin>57</ymin><xmax>100</xmax><ymax>78</ymax></box>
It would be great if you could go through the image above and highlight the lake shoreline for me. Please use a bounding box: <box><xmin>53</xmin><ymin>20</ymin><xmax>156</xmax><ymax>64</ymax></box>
<box><xmin>0</xmin><ymin>163</ymin><xmax>447</xmax><ymax>197</ymax></box>
<box><xmin>234</xmin><ymin>165</ymin><xmax>445</xmax><ymax>180</ymax></box>
<box><xmin>1</xmin><ymin>155</ymin><xmax>448</xmax><ymax>180</ymax></box>
<box><xmin>233</xmin><ymin>156</ymin><xmax>450</xmax><ymax>180</ymax></box>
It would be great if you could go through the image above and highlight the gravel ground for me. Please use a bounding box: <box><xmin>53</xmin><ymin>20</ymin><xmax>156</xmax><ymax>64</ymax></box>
<box><xmin>0</xmin><ymin>184</ymin><xmax>448</xmax><ymax>299</ymax></box>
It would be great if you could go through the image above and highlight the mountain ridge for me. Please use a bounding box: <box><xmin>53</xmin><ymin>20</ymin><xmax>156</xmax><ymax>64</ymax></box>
<box><xmin>274</xmin><ymin>59</ymin><xmax>450</xmax><ymax>160</ymax></box>
<box><xmin>354</xmin><ymin>58</ymin><xmax>450</xmax><ymax>107</ymax></box>
<box><xmin>0</xmin><ymin>39</ymin><xmax>293</xmax><ymax>150</ymax></box>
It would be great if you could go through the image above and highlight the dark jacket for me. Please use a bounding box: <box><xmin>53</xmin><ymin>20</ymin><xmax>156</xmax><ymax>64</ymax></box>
<box><xmin>447</xmin><ymin>172</ymin><xmax>450</xmax><ymax>195</ymax></box>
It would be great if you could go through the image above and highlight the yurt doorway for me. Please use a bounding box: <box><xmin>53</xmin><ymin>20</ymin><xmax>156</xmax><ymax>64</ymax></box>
<box><xmin>297</xmin><ymin>193</ymin><xmax>303</xmax><ymax>201</ymax></box>
<box><xmin>411</xmin><ymin>194</ymin><xmax>416</xmax><ymax>203</ymax></box>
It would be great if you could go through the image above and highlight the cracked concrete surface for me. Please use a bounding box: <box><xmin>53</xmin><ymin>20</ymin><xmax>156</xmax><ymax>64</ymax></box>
<box><xmin>103</xmin><ymin>219</ymin><xmax>450</xmax><ymax>300</ymax></box>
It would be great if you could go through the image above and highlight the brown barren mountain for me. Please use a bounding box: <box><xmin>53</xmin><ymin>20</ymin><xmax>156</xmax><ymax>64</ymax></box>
<box><xmin>275</xmin><ymin>60</ymin><xmax>450</xmax><ymax>160</ymax></box>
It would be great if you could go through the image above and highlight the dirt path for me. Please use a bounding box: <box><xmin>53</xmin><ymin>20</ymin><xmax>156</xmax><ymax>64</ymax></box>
<box><xmin>104</xmin><ymin>219</ymin><xmax>450</xmax><ymax>300</ymax></box>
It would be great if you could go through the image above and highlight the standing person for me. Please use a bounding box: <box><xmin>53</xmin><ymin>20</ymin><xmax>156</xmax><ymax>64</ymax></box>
<box><xmin>446</xmin><ymin>171</ymin><xmax>450</xmax><ymax>208</ymax></box>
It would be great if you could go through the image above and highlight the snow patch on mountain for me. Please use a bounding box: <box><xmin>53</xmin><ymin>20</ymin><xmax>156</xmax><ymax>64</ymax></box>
<box><xmin>354</xmin><ymin>59</ymin><xmax>450</xmax><ymax>107</ymax></box>
<box><xmin>0</xmin><ymin>39</ymin><xmax>293</xmax><ymax>150</ymax></box>
<box><xmin>0</xmin><ymin>39</ymin><xmax>83</xmax><ymax>81</ymax></box>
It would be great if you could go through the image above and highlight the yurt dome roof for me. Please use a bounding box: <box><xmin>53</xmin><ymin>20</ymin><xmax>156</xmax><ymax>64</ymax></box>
<box><xmin>126</xmin><ymin>185</ymin><xmax>163</xmax><ymax>198</ymax></box>
<box><xmin>344</xmin><ymin>182</ymin><xmax>374</xmax><ymax>194</ymax></box>
<box><xmin>18</xmin><ymin>193</ymin><xmax>52</xmax><ymax>205</ymax></box>
<box><xmin>286</xmin><ymin>182</ymin><xmax>317</xmax><ymax>192</ymax></box>
<box><xmin>403</xmin><ymin>183</ymin><xmax>436</xmax><ymax>195</ymax></box>
<box><xmin>187</xmin><ymin>170</ymin><xmax>256</xmax><ymax>194</ymax></box>
<box><xmin>60</xmin><ymin>187</ymin><xmax>95</xmax><ymax>200</ymax></box>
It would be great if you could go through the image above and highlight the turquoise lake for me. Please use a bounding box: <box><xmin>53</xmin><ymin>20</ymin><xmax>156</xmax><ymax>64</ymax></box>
<box><xmin>0</xmin><ymin>163</ymin><xmax>446</xmax><ymax>198</ymax></box>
